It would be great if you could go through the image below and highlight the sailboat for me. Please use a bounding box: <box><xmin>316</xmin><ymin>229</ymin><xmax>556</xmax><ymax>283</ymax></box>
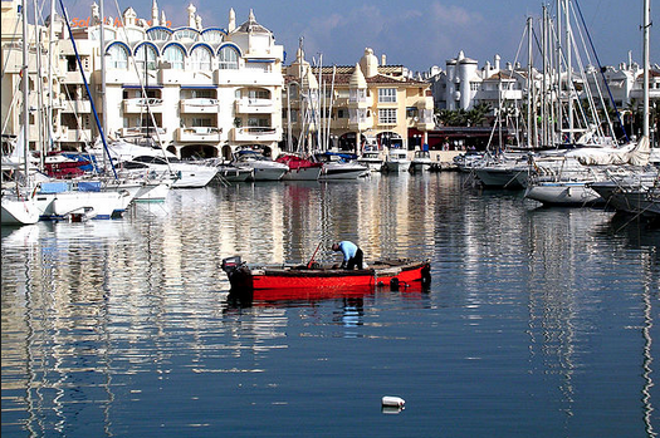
<box><xmin>1</xmin><ymin>5</ymin><xmax>42</xmax><ymax>225</ymax></box>
<box><xmin>522</xmin><ymin>1</ymin><xmax>652</xmax><ymax>206</ymax></box>
<box><xmin>589</xmin><ymin>0</ymin><xmax>659</xmax><ymax>219</ymax></box>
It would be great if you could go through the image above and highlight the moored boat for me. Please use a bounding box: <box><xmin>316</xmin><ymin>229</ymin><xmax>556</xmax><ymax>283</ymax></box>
<box><xmin>276</xmin><ymin>153</ymin><xmax>323</xmax><ymax>181</ymax></box>
<box><xmin>222</xmin><ymin>256</ymin><xmax>431</xmax><ymax>293</ymax></box>
<box><xmin>383</xmin><ymin>147</ymin><xmax>411</xmax><ymax>173</ymax></box>
<box><xmin>410</xmin><ymin>150</ymin><xmax>433</xmax><ymax>172</ymax></box>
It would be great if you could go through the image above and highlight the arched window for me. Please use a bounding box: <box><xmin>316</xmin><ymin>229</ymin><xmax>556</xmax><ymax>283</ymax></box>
<box><xmin>173</xmin><ymin>28</ymin><xmax>199</xmax><ymax>42</ymax></box>
<box><xmin>163</xmin><ymin>44</ymin><xmax>185</xmax><ymax>70</ymax></box>
<box><xmin>135</xmin><ymin>44</ymin><xmax>158</xmax><ymax>71</ymax></box>
<box><xmin>218</xmin><ymin>46</ymin><xmax>239</xmax><ymax>70</ymax></box>
<box><xmin>147</xmin><ymin>27</ymin><xmax>172</xmax><ymax>42</ymax></box>
<box><xmin>190</xmin><ymin>45</ymin><xmax>212</xmax><ymax>71</ymax></box>
<box><xmin>107</xmin><ymin>43</ymin><xmax>129</xmax><ymax>69</ymax></box>
<box><xmin>201</xmin><ymin>29</ymin><xmax>225</xmax><ymax>43</ymax></box>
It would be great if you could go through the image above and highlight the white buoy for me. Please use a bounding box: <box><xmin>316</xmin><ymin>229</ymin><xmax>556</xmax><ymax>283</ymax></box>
<box><xmin>381</xmin><ymin>396</ymin><xmax>405</xmax><ymax>408</ymax></box>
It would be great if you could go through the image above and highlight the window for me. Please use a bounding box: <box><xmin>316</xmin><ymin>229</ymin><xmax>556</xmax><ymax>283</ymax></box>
<box><xmin>406</xmin><ymin>107</ymin><xmax>418</xmax><ymax>119</ymax></box>
<box><xmin>66</xmin><ymin>56</ymin><xmax>77</xmax><ymax>72</ymax></box>
<box><xmin>135</xmin><ymin>44</ymin><xmax>158</xmax><ymax>71</ymax></box>
<box><xmin>173</xmin><ymin>28</ymin><xmax>199</xmax><ymax>42</ymax></box>
<box><xmin>378</xmin><ymin>108</ymin><xmax>397</xmax><ymax>124</ymax></box>
<box><xmin>190</xmin><ymin>46</ymin><xmax>212</xmax><ymax>71</ymax></box>
<box><xmin>470</xmin><ymin>82</ymin><xmax>480</xmax><ymax>91</ymax></box>
<box><xmin>201</xmin><ymin>29</ymin><xmax>225</xmax><ymax>43</ymax></box>
<box><xmin>147</xmin><ymin>28</ymin><xmax>172</xmax><ymax>41</ymax></box>
<box><xmin>191</xmin><ymin>117</ymin><xmax>212</xmax><ymax>127</ymax></box>
<box><xmin>218</xmin><ymin>46</ymin><xmax>239</xmax><ymax>70</ymax></box>
<box><xmin>247</xmin><ymin>89</ymin><xmax>270</xmax><ymax>99</ymax></box>
<box><xmin>163</xmin><ymin>45</ymin><xmax>184</xmax><ymax>70</ymax></box>
<box><xmin>378</xmin><ymin>88</ymin><xmax>396</xmax><ymax>103</ymax></box>
<box><xmin>248</xmin><ymin>117</ymin><xmax>269</xmax><ymax>127</ymax></box>
<box><xmin>107</xmin><ymin>44</ymin><xmax>128</xmax><ymax>69</ymax></box>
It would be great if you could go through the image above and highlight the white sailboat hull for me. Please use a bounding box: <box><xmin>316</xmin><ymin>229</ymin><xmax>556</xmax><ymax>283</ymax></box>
<box><xmin>1</xmin><ymin>196</ymin><xmax>40</xmax><ymax>225</ymax></box>
<box><xmin>524</xmin><ymin>182</ymin><xmax>603</xmax><ymax>205</ymax></box>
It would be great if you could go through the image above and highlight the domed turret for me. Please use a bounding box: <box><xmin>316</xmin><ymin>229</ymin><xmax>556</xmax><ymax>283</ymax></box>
<box><xmin>359</xmin><ymin>48</ymin><xmax>379</xmax><ymax>78</ymax></box>
<box><xmin>350</xmin><ymin>63</ymin><xmax>367</xmax><ymax>89</ymax></box>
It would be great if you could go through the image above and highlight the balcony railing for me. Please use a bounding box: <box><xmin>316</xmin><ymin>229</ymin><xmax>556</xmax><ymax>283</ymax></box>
<box><xmin>180</xmin><ymin>98</ymin><xmax>219</xmax><ymax>114</ymax></box>
<box><xmin>176</xmin><ymin>126</ymin><xmax>222</xmax><ymax>142</ymax></box>
<box><xmin>120</xmin><ymin>126</ymin><xmax>166</xmax><ymax>138</ymax></box>
<box><xmin>60</xmin><ymin>127</ymin><xmax>92</xmax><ymax>142</ymax></box>
<box><xmin>123</xmin><ymin>98</ymin><xmax>164</xmax><ymax>113</ymax></box>
<box><xmin>235</xmin><ymin>98</ymin><xmax>275</xmax><ymax>114</ymax></box>
<box><xmin>62</xmin><ymin>100</ymin><xmax>91</xmax><ymax>113</ymax></box>
<box><xmin>232</xmin><ymin>126</ymin><xmax>280</xmax><ymax>142</ymax></box>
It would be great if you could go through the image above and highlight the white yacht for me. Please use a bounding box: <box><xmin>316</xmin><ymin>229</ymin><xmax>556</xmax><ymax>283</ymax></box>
<box><xmin>314</xmin><ymin>152</ymin><xmax>370</xmax><ymax>180</ymax></box>
<box><xmin>89</xmin><ymin>140</ymin><xmax>216</xmax><ymax>189</ymax></box>
<box><xmin>232</xmin><ymin>150</ymin><xmax>288</xmax><ymax>181</ymax></box>
<box><xmin>410</xmin><ymin>150</ymin><xmax>433</xmax><ymax>172</ymax></box>
<box><xmin>383</xmin><ymin>147</ymin><xmax>411</xmax><ymax>173</ymax></box>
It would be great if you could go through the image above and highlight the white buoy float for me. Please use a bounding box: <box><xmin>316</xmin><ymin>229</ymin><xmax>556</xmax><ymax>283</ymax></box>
<box><xmin>381</xmin><ymin>396</ymin><xmax>405</xmax><ymax>412</ymax></box>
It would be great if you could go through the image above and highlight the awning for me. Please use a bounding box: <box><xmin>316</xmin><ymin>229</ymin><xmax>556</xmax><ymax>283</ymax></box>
<box><xmin>180</xmin><ymin>85</ymin><xmax>217</xmax><ymax>89</ymax></box>
<box><xmin>122</xmin><ymin>84</ymin><xmax>163</xmax><ymax>89</ymax></box>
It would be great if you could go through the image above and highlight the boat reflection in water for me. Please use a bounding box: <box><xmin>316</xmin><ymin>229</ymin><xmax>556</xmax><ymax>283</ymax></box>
<box><xmin>226</xmin><ymin>281</ymin><xmax>430</xmax><ymax>309</ymax></box>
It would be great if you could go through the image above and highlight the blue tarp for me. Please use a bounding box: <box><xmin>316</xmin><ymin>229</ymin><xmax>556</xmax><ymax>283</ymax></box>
<box><xmin>78</xmin><ymin>181</ymin><xmax>102</xmax><ymax>192</ymax></box>
<box><xmin>39</xmin><ymin>182</ymin><xmax>69</xmax><ymax>194</ymax></box>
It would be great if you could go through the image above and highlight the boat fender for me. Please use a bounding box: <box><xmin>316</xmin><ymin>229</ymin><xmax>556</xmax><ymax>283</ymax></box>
<box><xmin>381</xmin><ymin>396</ymin><xmax>405</xmax><ymax>408</ymax></box>
<box><xmin>390</xmin><ymin>277</ymin><xmax>400</xmax><ymax>290</ymax></box>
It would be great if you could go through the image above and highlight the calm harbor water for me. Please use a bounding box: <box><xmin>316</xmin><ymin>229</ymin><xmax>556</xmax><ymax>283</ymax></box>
<box><xmin>2</xmin><ymin>172</ymin><xmax>659</xmax><ymax>438</ymax></box>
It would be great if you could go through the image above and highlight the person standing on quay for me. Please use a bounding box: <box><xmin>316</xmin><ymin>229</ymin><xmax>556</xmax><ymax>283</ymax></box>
<box><xmin>332</xmin><ymin>241</ymin><xmax>364</xmax><ymax>270</ymax></box>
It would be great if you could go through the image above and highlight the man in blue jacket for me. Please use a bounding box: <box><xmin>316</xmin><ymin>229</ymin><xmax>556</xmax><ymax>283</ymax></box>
<box><xmin>332</xmin><ymin>241</ymin><xmax>364</xmax><ymax>270</ymax></box>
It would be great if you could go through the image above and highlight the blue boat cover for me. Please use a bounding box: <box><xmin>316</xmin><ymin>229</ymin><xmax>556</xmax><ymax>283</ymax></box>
<box><xmin>78</xmin><ymin>181</ymin><xmax>102</xmax><ymax>192</ymax></box>
<box><xmin>39</xmin><ymin>182</ymin><xmax>69</xmax><ymax>194</ymax></box>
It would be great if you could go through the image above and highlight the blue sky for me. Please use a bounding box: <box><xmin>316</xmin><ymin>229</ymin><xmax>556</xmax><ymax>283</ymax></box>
<box><xmin>66</xmin><ymin>0</ymin><xmax>658</xmax><ymax>72</ymax></box>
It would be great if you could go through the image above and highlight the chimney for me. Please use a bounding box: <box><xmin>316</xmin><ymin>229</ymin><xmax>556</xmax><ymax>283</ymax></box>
<box><xmin>381</xmin><ymin>54</ymin><xmax>386</xmax><ymax>65</ymax></box>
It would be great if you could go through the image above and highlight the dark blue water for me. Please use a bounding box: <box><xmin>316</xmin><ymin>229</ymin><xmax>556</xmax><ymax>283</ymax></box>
<box><xmin>2</xmin><ymin>172</ymin><xmax>659</xmax><ymax>437</ymax></box>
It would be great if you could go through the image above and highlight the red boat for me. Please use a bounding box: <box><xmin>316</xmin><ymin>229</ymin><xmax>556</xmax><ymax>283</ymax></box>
<box><xmin>221</xmin><ymin>256</ymin><xmax>431</xmax><ymax>294</ymax></box>
<box><xmin>275</xmin><ymin>154</ymin><xmax>323</xmax><ymax>181</ymax></box>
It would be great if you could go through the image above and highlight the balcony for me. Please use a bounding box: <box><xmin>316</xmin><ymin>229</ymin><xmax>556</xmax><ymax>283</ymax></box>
<box><xmin>123</xmin><ymin>98</ymin><xmax>164</xmax><ymax>113</ymax></box>
<box><xmin>415</xmin><ymin>109</ymin><xmax>436</xmax><ymax>131</ymax></box>
<box><xmin>235</xmin><ymin>98</ymin><xmax>275</xmax><ymax>114</ymax></box>
<box><xmin>175</xmin><ymin>126</ymin><xmax>222</xmax><ymax>142</ymax></box>
<box><xmin>232</xmin><ymin>126</ymin><xmax>280</xmax><ymax>143</ymax></box>
<box><xmin>180</xmin><ymin>98</ymin><xmax>219</xmax><ymax>114</ymax></box>
<box><xmin>61</xmin><ymin>100</ymin><xmax>91</xmax><ymax>114</ymax></box>
<box><xmin>60</xmin><ymin>127</ymin><xmax>92</xmax><ymax>142</ymax></box>
<box><xmin>120</xmin><ymin>126</ymin><xmax>166</xmax><ymax>138</ymax></box>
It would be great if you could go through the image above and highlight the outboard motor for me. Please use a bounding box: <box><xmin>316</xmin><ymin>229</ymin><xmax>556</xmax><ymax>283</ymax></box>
<box><xmin>222</xmin><ymin>256</ymin><xmax>243</xmax><ymax>274</ymax></box>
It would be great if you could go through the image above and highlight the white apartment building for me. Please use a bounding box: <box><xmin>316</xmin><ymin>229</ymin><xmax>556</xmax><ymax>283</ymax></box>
<box><xmin>2</xmin><ymin>1</ymin><xmax>285</xmax><ymax>159</ymax></box>
<box><xmin>426</xmin><ymin>51</ymin><xmax>525</xmax><ymax>114</ymax></box>
<box><xmin>426</xmin><ymin>51</ymin><xmax>659</xmax><ymax>145</ymax></box>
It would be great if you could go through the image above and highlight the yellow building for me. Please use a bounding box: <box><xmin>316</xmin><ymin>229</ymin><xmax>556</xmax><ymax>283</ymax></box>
<box><xmin>283</xmin><ymin>47</ymin><xmax>434</xmax><ymax>154</ymax></box>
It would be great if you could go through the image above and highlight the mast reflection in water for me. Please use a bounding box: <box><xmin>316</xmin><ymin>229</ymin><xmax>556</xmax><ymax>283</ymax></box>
<box><xmin>2</xmin><ymin>173</ymin><xmax>659</xmax><ymax>438</ymax></box>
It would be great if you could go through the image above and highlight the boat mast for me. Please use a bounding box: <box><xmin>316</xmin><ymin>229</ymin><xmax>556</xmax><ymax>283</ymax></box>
<box><xmin>48</xmin><ymin>0</ymin><xmax>55</xmax><ymax>154</ymax></box>
<box><xmin>100</xmin><ymin>0</ymin><xmax>107</xmax><ymax>145</ymax></box>
<box><xmin>541</xmin><ymin>5</ymin><xmax>549</xmax><ymax>148</ymax></box>
<box><xmin>642</xmin><ymin>0</ymin><xmax>650</xmax><ymax>139</ymax></box>
<box><xmin>32</xmin><ymin>0</ymin><xmax>44</xmax><ymax>161</ymax></box>
<box><xmin>527</xmin><ymin>16</ymin><xmax>535</xmax><ymax>148</ymax></box>
<box><xmin>565</xmin><ymin>0</ymin><xmax>574</xmax><ymax>143</ymax></box>
<box><xmin>22</xmin><ymin>0</ymin><xmax>29</xmax><ymax>179</ymax></box>
<box><xmin>556</xmin><ymin>0</ymin><xmax>563</xmax><ymax>144</ymax></box>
